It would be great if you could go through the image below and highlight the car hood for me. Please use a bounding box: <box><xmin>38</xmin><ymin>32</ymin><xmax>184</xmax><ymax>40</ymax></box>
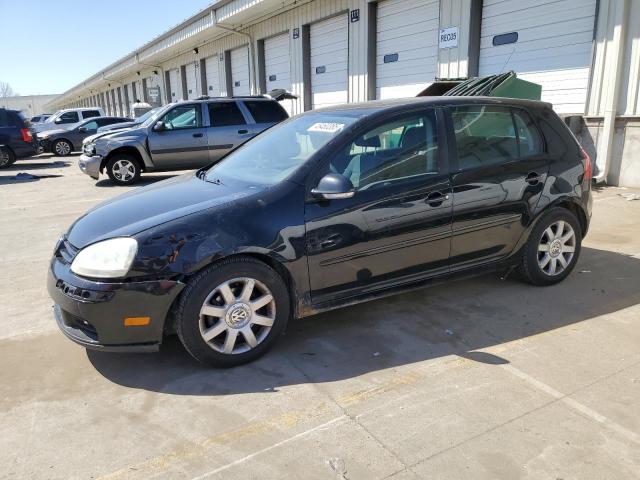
<box><xmin>84</xmin><ymin>130</ymin><xmax>123</xmax><ymax>144</ymax></box>
<box><xmin>67</xmin><ymin>172</ymin><xmax>258</xmax><ymax>248</ymax></box>
<box><xmin>95</xmin><ymin>125</ymin><xmax>146</xmax><ymax>143</ymax></box>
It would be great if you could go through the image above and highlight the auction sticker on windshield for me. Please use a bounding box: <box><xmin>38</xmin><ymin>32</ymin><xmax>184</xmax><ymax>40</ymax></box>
<box><xmin>308</xmin><ymin>122</ymin><xmax>345</xmax><ymax>133</ymax></box>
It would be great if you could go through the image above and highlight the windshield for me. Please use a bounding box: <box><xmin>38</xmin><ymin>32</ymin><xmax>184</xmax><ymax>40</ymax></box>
<box><xmin>135</xmin><ymin>108</ymin><xmax>159</xmax><ymax>124</ymax></box>
<box><xmin>141</xmin><ymin>107</ymin><xmax>167</xmax><ymax>127</ymax></box>
<box><xmin>204</xmin><ymin>113</ymin><xmax>360</xmax><ymax>185</ymax></box>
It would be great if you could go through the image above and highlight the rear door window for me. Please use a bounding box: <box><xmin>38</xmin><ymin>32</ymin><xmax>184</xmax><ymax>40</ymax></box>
<box><xmin>242</xmin><ymin>100</ymin><xmax>288</xmax><ymax>123</ymax></box>
<box><xmin>452</xmin><ymin>105</ymin><xmax>517</xmax><ymax>170</ymax></box>
<box><xmin>82</xmin><ymin>110</ymin><xmax>101</xmax><ymax>119</ymax></box>
<box><xmin>207</xmin><ymin>102</ymin><xmax>246</xmax><ymax>127</ymax></box>
<box><xmin>58</xmin><ymin>112</ymin><xmax>80</xmax><ymax>124</ymax></box>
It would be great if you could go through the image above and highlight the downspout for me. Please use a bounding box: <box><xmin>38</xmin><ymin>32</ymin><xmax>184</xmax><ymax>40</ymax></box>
<box><xmin>213</xmin><ymin>10</ymin><xmax>257</xmax><ymax>95</ymax></box>
<box><xmin>594</xmin><ymin>0</ymin><xmax>629</xmax><ymax>183</ymax></box>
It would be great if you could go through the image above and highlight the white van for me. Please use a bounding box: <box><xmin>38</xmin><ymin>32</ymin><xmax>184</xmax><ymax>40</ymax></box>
<box><xmin>33</xmin><ymin>107</ymin><xmax>105</xmax><ymax>133</ymax></box>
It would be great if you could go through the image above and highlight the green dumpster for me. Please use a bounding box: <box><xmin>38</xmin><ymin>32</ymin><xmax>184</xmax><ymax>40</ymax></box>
<box><xmin>417</xmin><ymin>71</ymin><xmax>542</xmax><ymax>101</ymax></box>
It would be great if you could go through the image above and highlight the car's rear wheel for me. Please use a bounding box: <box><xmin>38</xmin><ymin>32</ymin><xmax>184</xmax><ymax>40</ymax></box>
<box><xmin>176</xmin><ymin>257</ymin><xmax>290</xmax><ymax>367</ymax></box>
<box><xmin>520</xmin><ymin>207</ymin><xmax>582</xmax><ymax>286</ymax></box>
<box><xmin>106</xmin><ymin>155</ymin><xmax>141</xmax><ymax>185</ymax></box>
<box><xmin>53</xmin><ymin>139</ymin><xmax>72</xmax><ymax>156</ymax></box>
<box><xmin>0</xmin><ymin>146</ymin><xmax>16</xmax><ymax>168</ymax></box>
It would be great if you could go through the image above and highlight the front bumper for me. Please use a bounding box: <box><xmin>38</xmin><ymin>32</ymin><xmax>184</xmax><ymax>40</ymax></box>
<box><xmin>79</xmin><ymin>154</ymin><xmax>102</xmax><ymax>180</ymax></box>
<box><xmin>47</xmin><ymin>242</ymin><xmax>185</xmax><ymax>352</ymax></box>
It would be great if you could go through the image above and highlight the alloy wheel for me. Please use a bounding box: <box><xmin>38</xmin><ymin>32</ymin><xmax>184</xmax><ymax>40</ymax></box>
<box><xmin>198</xmin><ymin>277</ymin><xmax>276</xmax><ymax>354</ymax></box>
<box><xmin>55</xmin><ymin>141</ymin><xmax>71</xmax><ymax>156</ymax></box>
<box><xmin>112</xmin><ymin>159</ymin><xmax>136</xmax><ymax>182</ymax></box>
<box><xmin>0</xmin><ymin>149</ymin><xmax>10</xmax><ymax>167</ymax></box>
<box><xmin>537</xmin><ymin>220</ymin><xmax>576</xmax><ymax>276</ymax></box>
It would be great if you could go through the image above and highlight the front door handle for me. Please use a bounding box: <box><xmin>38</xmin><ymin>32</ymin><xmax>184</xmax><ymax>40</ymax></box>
<box><xmin>525</xmin><ymin>172</ymin><xmax>542</xmax><ymax>185</ymax></box>
<box><xmin>193</xmin><ymin>133</ymin><xmax>204</xmax><ymax>138</ymax></box>
<box><xmin>426</xmin><ymin>191</ymin><xmax>450</xmax><ymax>207</ymax></box>
<box><xmin>238</xmin><ymin>129</ymin><xmax>249</xmax><ymax>134</ymax></box>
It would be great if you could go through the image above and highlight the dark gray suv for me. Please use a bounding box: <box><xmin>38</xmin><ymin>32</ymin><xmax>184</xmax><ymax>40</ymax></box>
<box><xmin>79</xmin><ymin>96</ymin><xmax>289</xmax><ymax>185</ymax></box>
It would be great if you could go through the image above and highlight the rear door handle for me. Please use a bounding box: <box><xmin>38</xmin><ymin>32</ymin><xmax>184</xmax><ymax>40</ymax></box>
<box><xmin>193</xmin><ymin>133</ymin><xmax>204</xmax><ymax>138</ymax></box>
<box><xmin>426</xmin><ymin>191</ymin><xmax>450</xmax><ymax>207</ymax></box>
<box><xmin>238</xmin><ymin>129</ymin><xmax>249</xmax><ymax>134</ymax></box>
<box><xmin>525</xmin><ymin>172</ymin><xmax>542</xmax><ymax>185</ymax></box>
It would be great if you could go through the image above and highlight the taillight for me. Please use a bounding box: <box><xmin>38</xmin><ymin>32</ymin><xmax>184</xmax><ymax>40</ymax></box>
<box><xmin>581</xmin><ymin>147</ymin><xmax>592</xmax><ymax>182</ymax></box>
<box><xmin>20</xmin><ymin>128</ymin><xmax>33</xmax><ymax>143</ymax></box>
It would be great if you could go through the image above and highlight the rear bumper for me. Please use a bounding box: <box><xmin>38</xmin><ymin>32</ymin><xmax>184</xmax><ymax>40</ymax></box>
<box><xmin>47</xmin><ymin>253</ymin><xmax>185</xmax><ymax>352</ymax></box>
<box><xmin>79</xmin><ymin>154</ymin><xmax>101</xmax><ymax>179</ymax></box>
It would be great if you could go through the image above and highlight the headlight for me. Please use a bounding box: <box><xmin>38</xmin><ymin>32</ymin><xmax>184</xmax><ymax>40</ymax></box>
<box><xmin>83</xmin><ymin>143</ymin><xmax>96</xmax><ymax>155</ymax></box>
<box><xmin>71</xmin><ymin>238</ymin><xmax>138</xmax><ymax>278</ymax></box>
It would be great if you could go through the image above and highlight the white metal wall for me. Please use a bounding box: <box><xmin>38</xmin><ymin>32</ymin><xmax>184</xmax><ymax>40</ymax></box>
<box><xmin>169</xmin><ymin>68</ymin><xmax>181</xmax><ymax>101</ymax></box>
<box><xmin>205</xmin><ymin>55</ymin><xmax>222</xmax><ymax>96</ymax></box>
<box><xmin>264</xmin><ymin>32</ymin><xmax>293</xmax><ymax>114</ymax></box>
<box><xmin>231</xmin><ymin>46</ymin><xmax>251</xmax><ymax>95</ymax></box>
<box><xmin>185</xmin><ymin>62</ymin><xmax>199</xmax><ymax>99</ymax></box>
<box><xmin>375</xmin><ymin>0</ymin><xmax>440</xmax><ymax>99</ymax></box>
<box><xmin>479</xmin><ymin>0</ymin><xmax>597</xmax><ymax>114</ymax></box>
<box><xmin>310</xmin><ymin>14</ymin><xmax>349</xmax><ymax>109</ymax></box>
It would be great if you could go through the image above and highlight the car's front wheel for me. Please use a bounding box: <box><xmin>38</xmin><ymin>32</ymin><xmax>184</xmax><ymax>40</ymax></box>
<box><xmin>105</xmin><ymin>155</ymin><xmax>141</xmax><ymax>185</ymax></box>
<box><xmin>52</xmin><ymin>139</ymin><xmax>72</xmax><ymax>156</ymax></box>
<box><xmin>520</xmin><ymin>207</ymin><xmax>582</xmax><ymax>286</ymax></box>
<box><xmin>176</xmin><ymin>257</ymin><xmax>290</xmax><ymax>367</ymax></box>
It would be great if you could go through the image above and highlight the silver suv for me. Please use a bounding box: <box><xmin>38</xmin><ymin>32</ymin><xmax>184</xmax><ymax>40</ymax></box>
<box><xmin>79</xmin><ymin>97</ymin><xmax>288</xmax><ymax>185</ymax></box>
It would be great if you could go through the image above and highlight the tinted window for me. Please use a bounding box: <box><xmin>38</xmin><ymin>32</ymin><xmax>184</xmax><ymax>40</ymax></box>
<box><xmin>97</xmin><ymin>118</ymin><xmax>126</xmax><ymax>126</ymax></box>
<box><xmin>81</xmin><ymin>121</ymin><xmax>98</xmax><ymax>131</ymax></box>
<box><xmin>59</xmin><ymin>112</ymin><xmax>80</xmax><ymax>123</ymax></box>
<box><xmin>243</xmin><ymin>100</ymin><xmax>288</xmax><ymax>123</ymax></box>
<box><xmin>31</xmin><ymin>116</ymin><xmax>41</xmax><ymax>122</ymax></box>
<box><xmin>330</xmin><ymin>111</ymin><xmax>439</xmax><ymax>190</ymax></box>
<box><xmin>451</xmin><ymin>105</ymin><xmax>518</xmax><ymax>170</ymax></box>
<box><xmin>161</xmin><ymin>105</ymin><xmax>202</xmax><ymax>130</ymax></box>
<box><xmin>513</xmin><ymin>109</ymin><xmax>544</xmax><ymax>156</ymax></box>
<box><xmin>0</xmin><ymin>110</ymin><xmax>7</xmax><ymax>127</ymax></box>
<box><xmin>207</xmin><ymin>102</ymin><xmax>246</xmax><ymax>127</ymax></box>
<box><xmin>83</xmin><ymin>110</ymin><xmax>101</xmax><ymax>119</ymax></box>
<box><xmin>9</xmin><ymin>111</ymin><xmax>26</xmax><ymax>128</ymax></box>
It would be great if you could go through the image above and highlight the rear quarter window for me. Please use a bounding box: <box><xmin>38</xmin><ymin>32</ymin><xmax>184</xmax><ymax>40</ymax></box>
<box><xmin>242</xmin><ymin>100</ymin><xmax>288</xmax><ymax>123</ymax></box>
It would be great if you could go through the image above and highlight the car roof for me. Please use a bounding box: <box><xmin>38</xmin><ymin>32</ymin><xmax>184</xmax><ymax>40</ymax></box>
<box><xmin>312</xmin><ymin>96</ymin><xmax>553</xmax><ymax>116</ymax></box>
<box><xmin>174</xmin><ymin>95</ymin><xmax>277</xmax><ymax>104</ymax></box>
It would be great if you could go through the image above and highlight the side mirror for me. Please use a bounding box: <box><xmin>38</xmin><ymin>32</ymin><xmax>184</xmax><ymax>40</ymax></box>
<box><xmin>153</xmin><ymin>121</ymin><xmax>166</xmax><ymax>132</ymax></box>
<box><xmin>54</xmin><ymin>118</ymin><xmax>63</xmax><ymax>124</ymax></box>
<box><xmin>78</xmin><ymin>127</ymin><xmax>87</xmax><ymax>133</ymax></box>
<box><xmin>311</xmin><ymin>173</ymin><xmax>355</xmax><ymax>200</ymax></box>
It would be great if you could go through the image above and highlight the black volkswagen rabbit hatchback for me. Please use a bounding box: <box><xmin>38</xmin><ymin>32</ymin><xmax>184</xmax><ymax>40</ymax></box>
<box><xmin>48</xmin><ymin>97</ymin><xmax>593</xmax><ymax>367</ymax></box>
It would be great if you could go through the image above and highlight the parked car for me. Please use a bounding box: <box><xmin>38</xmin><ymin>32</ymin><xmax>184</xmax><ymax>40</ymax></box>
<box><xmin>30</xmin><ymin>114</ymin><xmax>52</xmax><ymax>124</ymax></box>
<box><xmin>48</xmin><ymin>96</ymin><xmax>593</xmax><ymax>367</ymax></box>
<box><xmin>33</xmin><ymin>107</ymin><xmax>105</xmax><ymax>133</ymax></box>
<box><xmin>38</xmin><ymin>116</ymin><xmax>131</xmax><ymax>156</ymax></box>
<box><xmin>79</xmin><ymin>97</ymin><xmax>289</xmax><ymax>185</ymax></box>
<box><xmin>96</xmin><ymin>107</ymin><xmax>160</xmax><ymax>133</ymax></box>
<box><xmin>0</xmin><ymin>107</ymin><xmax>37</xmax><ymax>168</ymax></box>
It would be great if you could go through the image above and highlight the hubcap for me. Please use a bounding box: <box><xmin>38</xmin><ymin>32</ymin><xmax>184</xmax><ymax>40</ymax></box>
<box><xmin>537</xmin><ymin>220</ymin><xmax>576</xmax><ymax>276</ymax></box>
<box><xmin>112</xmin><ymin>159</ymin><xmax>135</xmax><ymax>181</ymax></box>
<box><xmin>199</xmin><ymin>277</ymin><xmax>276</xmax><ymax>354</ymax></box>
<box><xmin>0</xmin><ymin>149</ymin><xmax>9</xmax><ymax>166</ymax></box>
<box><xmin>55</xmin><ymin>141</ymin><xmax>71</xmax><ymax>155</ymax></box>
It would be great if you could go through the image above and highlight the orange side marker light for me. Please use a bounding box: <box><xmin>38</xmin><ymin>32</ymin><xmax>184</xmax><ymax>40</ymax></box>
<box><xmin>124</xmin><ymin>317</ymin><xmax>151</xmax><ymax>326</ymax></box>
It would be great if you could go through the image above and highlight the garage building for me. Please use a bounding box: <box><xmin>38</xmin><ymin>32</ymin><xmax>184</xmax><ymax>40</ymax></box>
<box><xmin>46</xmin><ymin>0</ymin><xmax>640</xmax><ymax>188</ymax></box>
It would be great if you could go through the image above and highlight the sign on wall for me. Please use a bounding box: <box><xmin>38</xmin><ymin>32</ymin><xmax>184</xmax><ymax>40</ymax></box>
<box><xmin>146</xmin><ymin>86</ymin><xmax>161</xmax><ymax>106</ymax></box>
<box><xmin>439</xmin><ymin>26</ymin><xmax>458</xmax><ymax>49</ymax></box>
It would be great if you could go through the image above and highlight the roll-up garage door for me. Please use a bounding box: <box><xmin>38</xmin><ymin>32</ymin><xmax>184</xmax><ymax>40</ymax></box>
<box><xmin>169</xmin><ymin>68</ymin><xmax>181</xmax><ymax>101</ymax></box>
<box><xmin>205</xmin><ymin>55</ymin><xmax>221</xmax><ymax>97</ymax></box>
<box><xmin>186</xmin><ymin>62</ymin><xmax>198</xmax><ymax>99</ymax></box>
<box><xmin>231</xmin><ymin>46</ymin><xmax>251</xmax><ymax>96</ymax></box>
<box><xmin>264</xmin><ymin>33</ymin><xmax>292</xmax><ymax>115</ymax></box>
<box><xmin>376</xmin><ymin>0</ymin><xmax>439</xmax><ymax>99</ymax></box>
<box><xmin>310</xmin><ymin>14</ymin><xmax>348</xmax><ymax>109</ymax></box>
<box><xmin>479</xmin><ymin>0</ymin><xmax>597</xmax><ymax>113</ymax></box>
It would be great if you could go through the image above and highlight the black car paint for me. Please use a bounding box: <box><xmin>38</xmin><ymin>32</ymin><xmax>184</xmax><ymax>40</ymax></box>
<box><xmin>0</xmin><ymin>108</ymin><xmax>37</xmax><ymax>159</ymax></box>
<box><xmin>48</xmin><ymin>97</ymin><xmax>592</xmax><ymax>351</ymax></box>
<box><xmin>40</xmin><ymin>117</ymin><xmax>130</xmax><ymax>152</ymax></box>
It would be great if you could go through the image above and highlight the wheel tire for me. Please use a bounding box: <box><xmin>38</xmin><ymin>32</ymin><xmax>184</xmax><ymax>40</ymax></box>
<box><xmin>520</xmin><ymin>207</ymin><xmax>582</xmax><ymax>286</ymax></box>
<box><xmin>105</xmin><ymin>155</ymin><xmax>141</xmax><ymax>185</ymax></box>
<box><xmin>176</xmin><ymin>257</ymin><xmax>290</xmax><ymax>367</ymax></box>
<box><xmin>0</xmin><ymin>146</ymin><xmax>16</xmax><ymax>168</ymax></box>
<box><xmin>52</xmin><ymin>139</ymin><xmax>72</xmax><ymax>157</ymax></box>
